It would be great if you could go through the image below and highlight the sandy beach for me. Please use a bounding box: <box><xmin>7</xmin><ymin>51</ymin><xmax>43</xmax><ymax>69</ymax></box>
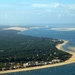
<box><xmin>56</xmin><ymin>40</ymin><xmax>75</xmax><ymax>64</ymax></box>
<box><xmin>0</xmin><ymin>40</ymin><xmax>75</xmax><ymax>74</ymax></box>
<box><xmin>68</xmin><ymin>47</ymin><xmax>75</xmax><ymax>52</ymax></box>
<box><xmin>51</xmin><ymin>28</ymin><xmax>75</xmax><ymax>31</ymax></box>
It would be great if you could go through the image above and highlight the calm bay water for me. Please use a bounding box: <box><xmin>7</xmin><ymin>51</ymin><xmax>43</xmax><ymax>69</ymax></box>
<box><xmin>1</xmin><ymin>27</ymin><xmax>75</xmax><ymax>75</ymax></box>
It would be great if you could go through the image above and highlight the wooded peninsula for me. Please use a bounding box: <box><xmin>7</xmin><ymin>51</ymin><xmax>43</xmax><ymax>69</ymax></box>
<box><xmin>0</xmin><ymin>29</ymin><xmax>72</xmax><ymax>71</ymax></box>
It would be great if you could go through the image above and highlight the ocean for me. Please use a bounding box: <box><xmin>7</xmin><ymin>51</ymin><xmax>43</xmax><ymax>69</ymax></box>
<box><xmin>1</xmin><ymin>26</ymin><xmax>75</xmax><ymax>75</ymax></box>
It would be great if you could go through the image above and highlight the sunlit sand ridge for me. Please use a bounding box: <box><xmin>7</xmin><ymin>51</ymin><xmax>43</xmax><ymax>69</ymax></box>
<box><xmin>2</xmin><ymin>27</ymin><xmax>28</xmax><ymax>32</ymax></box>
<box><xmin>51</xmin><ymin>28</ymin><xmax>75</xmax><ymax>31</ymax></box>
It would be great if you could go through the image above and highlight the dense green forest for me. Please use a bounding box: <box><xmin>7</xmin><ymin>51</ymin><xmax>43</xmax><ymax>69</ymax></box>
<box><xmin>0</xmin><ymin>29</ymin><xmax>72</xmax><ymax>70</ymax></box>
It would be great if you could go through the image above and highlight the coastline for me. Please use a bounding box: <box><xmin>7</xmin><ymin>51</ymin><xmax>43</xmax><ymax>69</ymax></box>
<box><xmin>2</xmin><ymin>27</ymin><xmax>28</xmax><ymax>34</ymax></box>
<box><xmin>56</xmin><ymin>40</ymin><xmax>75</xmax><ymax>64</ymax></box>
<box><xmin>68</xmin><ymin>47</ymin><xmax>75</xmax><ymax>52</ymax></box>
<box><xmin>0</xmin><ymin>40</ymin><xmax>75</xmax><ymax>74</ymax></box>
<box><xmin>56</xmin><ymin>40</ymin><xmax>69</xmax><ymax>52</ymax></box>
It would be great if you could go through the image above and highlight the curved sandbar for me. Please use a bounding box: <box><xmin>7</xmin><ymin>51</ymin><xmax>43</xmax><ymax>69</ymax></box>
<box><xmin>56</xmin><ymin>40</ymin><xmax>75</xmax><ymax>64</ymax></box>
<box><xmin>56</xmin><ymin>40</ymin><xmax>68</xmax><ymax>52</ymax></box>
<box><xmin>0</xmin><ymin>40</ymin><xmax>75</xmax><ymax>74</ymax></box>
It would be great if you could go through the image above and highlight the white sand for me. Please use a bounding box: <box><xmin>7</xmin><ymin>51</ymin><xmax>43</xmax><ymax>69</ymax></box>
<box><xmin>0</xmin><ymin>41</ymin><xmax>75</xmax><ymax>74</ymax></box>
<box><xmin>51</xmin><ymin>28</ymin><xmax>75</xmax><ymax>31</ymax></box>
<box><xmin>2</xmin><ymin>27</ymin><xmax>28</xmax><ymax>32</ymax></box>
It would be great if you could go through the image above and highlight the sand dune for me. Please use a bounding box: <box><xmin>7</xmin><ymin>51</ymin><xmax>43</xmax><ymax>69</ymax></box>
<box><xmin>2</xmin><ymin>27</ymin><xmax>28</xmax><ymax>32</ymax></box>
<box><xmin>51</xmin><ymin>28</ymin><xmax>75</xmax><ymax>31</ymax></box>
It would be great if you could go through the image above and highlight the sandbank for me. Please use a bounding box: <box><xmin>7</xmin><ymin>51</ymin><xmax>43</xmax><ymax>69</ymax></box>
<box><xmin>51</xmin><ymin>28</ymin><xmax>75</xmax><ymax>31</ymax></box>
<box><xmin>2</xmin><ymin>27</ymin><xmax>28</xmax><ymax>34</ymax></box>
<box><xmin>0</xmin><ymin>40</ymin><xmax>75</xmax><ymax>74</ymax></box>
<box><xmin>68</xmin><ymin>47</ymin><xmax>75</xmax><ymax>52</ymax></box>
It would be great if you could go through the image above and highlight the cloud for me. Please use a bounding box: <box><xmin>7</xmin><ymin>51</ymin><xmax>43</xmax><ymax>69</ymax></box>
<box><xmin>4</xmin><ymin>14</ymin><xmax>8</xmax><ymax>19</ymax></box>
<box><xmin>32</xmin><ymin>3</ymin><xmax>61</xmax><ymax>8</ymax></box>
<box><xmin>32</xmin><ymin>3</ymin><xmax>75</xmax><ymax>15</ymax></box>
<box><xmin>0</xmin><ymin>4</ymin><xmax>9</xmax><ymax>7</ymax></box>
<box><xmin>0</xmin><ymin>2</ymin><xmax>75</xmax><ymax>9</ymax></box>
<box><xmin>0</xmin><ymin>2</ymin><xmax>75</xmax><ymax>18</ymax></box>
<box><xmin>68</xmin><ymin>4</ymin><xmax>75</xmax><ymax>10</ymax></box>
<box><xmin>67</xmin><ymin>13</ymin><xmax>75</xmax><ymax>16</ymax></box>
<box><xmin>58</xmin><ymin>14</ymin><xmax>62</xmax><ymax>17</ymax></box>
<box><xmin>0</xmin><ymin>3</ymin><xmax>31</xmax><ymax>10</ymax></box>
<box><xmin>31</xmin><ymin>3</ymin><xmax>75</xmax><ymax>16</ymax></box>
<box><xmin>0</xmin><ymin>3</ymin><xmax>75</xmax><ymax>12</ymax></box>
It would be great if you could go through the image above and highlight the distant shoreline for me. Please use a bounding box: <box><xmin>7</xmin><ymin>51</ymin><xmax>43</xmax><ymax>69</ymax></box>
<box><xmin>51</xmin><ymin>28</ymin><xmax>75</xmax><ymax>31</ymax></box>
<box><xmin>0</xmin><ymin>40</ymin><xmax>75</xmax><ymax>74</ymax></box>
<box><xmin>2</xmin><ymin>27</ymin><xmax>28</xmax><ymax>34</ymax></box>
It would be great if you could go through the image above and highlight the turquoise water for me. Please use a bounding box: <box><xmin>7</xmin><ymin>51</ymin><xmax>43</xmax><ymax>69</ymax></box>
<box><xmin>1</xmin><ymin>27</ymin><xmax>75</xmax><ymax>75</ymax></box>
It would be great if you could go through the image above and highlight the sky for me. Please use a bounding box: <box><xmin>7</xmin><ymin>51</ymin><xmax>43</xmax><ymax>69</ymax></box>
<box><xmin>0</xmin><ymin>0</ymin><xmax>75</xmax><ymax>25</ymax></box>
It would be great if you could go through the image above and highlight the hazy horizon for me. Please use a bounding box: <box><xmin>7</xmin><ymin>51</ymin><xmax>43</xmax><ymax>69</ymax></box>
<box><xmin>0</xmin><ymin>24</ymin><xmax>75</xmax><ymax>27</ymax></box>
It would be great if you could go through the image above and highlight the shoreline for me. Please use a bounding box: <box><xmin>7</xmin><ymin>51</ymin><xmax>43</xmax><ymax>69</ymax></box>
<box><xmin>56</xmin><ymin>40</ymin><xmax>75</xmax><ymax>63</ymax></box>
<box><xmin>56</xmin><ymin>40</ymin><xmax>69</xmax><ymax>52</ymax></box>
<box><xmin>0</xmin><ymin>40</ymin><xmax>75</xmax><ymax>74</ymax></box>
<box><xmin>2</xmin><ymin>27</ymin><xmax>28</xmax><ymax>34</ymax></box>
